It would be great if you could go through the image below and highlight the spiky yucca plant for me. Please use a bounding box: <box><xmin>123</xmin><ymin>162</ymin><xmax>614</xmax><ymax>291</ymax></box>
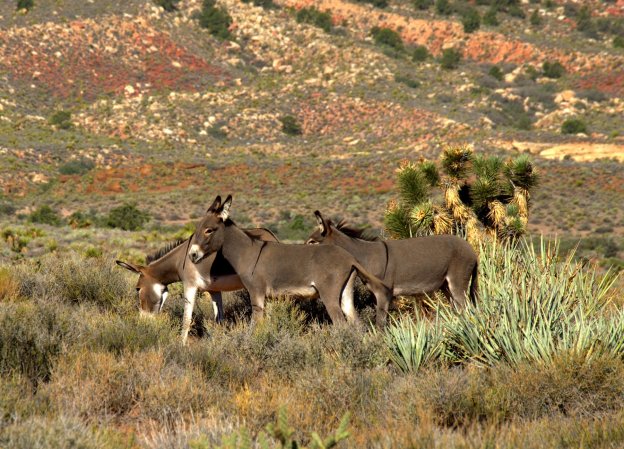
<box><xmin>384</xmin><ymin>145</ymin><xmax>538</xmax><ymax>246</ymax></box>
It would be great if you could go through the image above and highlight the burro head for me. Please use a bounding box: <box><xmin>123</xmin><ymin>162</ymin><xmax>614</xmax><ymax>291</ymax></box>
<box><xmin>114</xmin><ymin>260</ymin><xmax>168</xmax><ymax>314</ymax></box>
<box><xmin>306</xmin><ymin>210</ymin><xmax>331</xmax><ymax>245</ymax></box>
<box><xmin>188</xmin><ymin>194</ymin><xmax>232</xmax><ymax>264</ymax></box>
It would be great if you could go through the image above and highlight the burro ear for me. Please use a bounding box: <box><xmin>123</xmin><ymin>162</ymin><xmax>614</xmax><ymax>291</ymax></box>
<box><xmin>314</xmin><ymin>210</ymin><xmax>328</xmax><ymax>235</ymax></box>
<box><xmin>219</xmin><ymin>195</ymin><xmax>232</xmax><ymax>220</ymax></box>
<box><xmin>115</xmin><ymin>260</ymin><xmax>143</xmax><ymax>274</ymax></box>
<box><xmin>207</xmin><ymin>195</ymin><xmax>222</xmax><ymax>213</ymax></box>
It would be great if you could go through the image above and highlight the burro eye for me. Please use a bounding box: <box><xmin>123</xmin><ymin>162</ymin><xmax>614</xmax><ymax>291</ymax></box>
<box><xmin>204</xmin><ymin>228</ymin><xmax>213</xmax><ymax>236</ymax></box>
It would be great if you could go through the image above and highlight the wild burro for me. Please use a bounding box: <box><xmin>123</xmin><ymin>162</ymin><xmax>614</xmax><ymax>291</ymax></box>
<box><xmin>116</xmin><ymin>226</ymin><xmax>277</xmax><ymax>345</ymax></box>
<box><xmin>307</xmin><ymin>211</ymin><xmax>478</xmax><ymax>309</ymax></box>
<box><xmin>188</xmin><ymin>195</ymin><xmax>393</xmax><ymax>326</ymax></box>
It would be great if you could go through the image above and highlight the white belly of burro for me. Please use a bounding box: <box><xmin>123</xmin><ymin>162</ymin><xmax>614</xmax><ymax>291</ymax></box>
<box><xmin>269</xmin><ymin>285</ymin><xmax>318</xmax><ymax>298</ymax></box>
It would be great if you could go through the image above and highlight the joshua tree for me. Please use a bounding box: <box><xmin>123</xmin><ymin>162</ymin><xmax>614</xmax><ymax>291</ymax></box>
<box><xmin>384</xmin><ymin>144</ymin><xmax>538</xmax><ymax>247</ymax></box>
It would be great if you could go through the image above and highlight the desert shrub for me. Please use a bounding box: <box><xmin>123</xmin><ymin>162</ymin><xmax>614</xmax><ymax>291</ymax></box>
<box><xmin>561</xmin><ymin>117</ymin><xmax>588</xmax><ymax>134</ymax></box>
<box><xmin>29</xmin><ymin>205</ymin><xmax>62</xmax><ymax>226</ymax></box>
<box><xmin>461</xmin><ymin>7</ymin><xmax>481</xmax><ymax>33</ymax></box>
<box><xmin>16</xmin><ymin>0</ymin><xmax>33</xmax><ymax>11</ymax></box>
<box><xmin>13</xmin><ymin>253</ymin><xmax>131</xmax><ymax>311</ymax></box>
<box><xmin>371</xmin><ymin>26</ymin><xmax>404</xmax><ymax>52</ymax></box>
<box><xmin>106</xmin><ymin>203</ymin><xmax>150</xmax><ymax>230</ymax></box>
<box><xmin>195</xmin><ymin>0</ymin><xmax>233</xmax><ymax>40</ymax></box>
<box><xmin>488</xmin><ymin>65</ymin><xmax>503</xmax><ymax>81</ymax></box>
<box><xmin>508</xmin><ymin>5</ymin><xmax>526</xmax><ymax>18</ymax></box>
<box><xmin>576</xmin><ymin>5</ymin><xmax>596</xmax><ymax>36</ymax></box>
<box><xmin>58</xmin><ymin>158</ymin><xmax>95</xmax><ymax>175</ymax></box>
<box><xmin>395</xmin><ymin>74</ymin><xmax>420</xmax><ymax>88</ymax></box>
<box><xmin>483</xmin><ymin>6</ymin><xmax>499</xmax><ymax>26</ymax></box>
<box><xmin>0</xmin><ymin>416</ymin><xmax>132</xmax><ymax>449</ymax></box>
<box><xmin>153</xmin><ymin>0</ymin><xmax>179</xmax><ymax>11</ymax></box>
<box><xmin>0</xmin><ymin>201</ymin><xmax>15</xmax><ymax>216</ymax></box>
<box><xmin>530</xmin><ymin>8</ymin><xmax>542</xmax><ymax>26</ymax></box>
<box><xmin>0</xmin><ymin>302</ymin><xmax>73</xmax><ymax>385</ymax></box>
<box><xmin>296</xmin><ymin>6</ymin><xmax>332</xmax><ymax>33</ymax></box>
<box><xmin>279</xmin><ymin>115</ymin><xmax>303</xmax><ymax>135</ymax></box>
<box><xmin>614</xmin><ymin>35</ymin><xmax>624</xmax><ymax>48</ymax></box>
<box><xmin>48</xmin><ymin>110</ymin><xmax>72</xmax><ymax>130</ymax></box>
<box><xmin>411</xmin><ymin>44</ymin><xmax>430</xmax><ymax>62</ymax></box>
<box><xmin>435</xmin><ymin>0</ymin><xmax>452</xmax><ymax>15</ymax></box>
<box><xmin>0</xmin><ymin>268</ymin><xmax>19</xmax><ymax>301</ymax></box>
<box><xmin>0</xmin><ymin>375</ymin><xmax>38</xmax><ymax>424</ymax></box>
<box><xmin>577</xmin><ymin>89</ymin><xmax>608</xmax><ymax>103</ymax></box>
<box><xmin>542</xmin><ymin>60</ymin><xmax>566</xmax><ymax>78</ymax></box>
<box><xmin>320</xmin><ymin>323</ymin><xmax>387</xmax><ymax>369</ymax></box>
<box><xmin>354</xmin><ymin>0</ymin><xmax>387</xmax><ymax>8</ymax></box>
<box><xmin>439</xmin><ymin>48</ymin><xmax>461</xmax><ymax>70</ymax></box>
<box><xmin>413</xmin><ymin>0</ymin><xmax>433</xmax><ymax>9</ymax></box>
<box><xmin>78</xmin><ymin>313</ymin><xmax>177</xmax><ymax>355</ymax></box>
<box><xmin>241</xmin><ymin>0</ymin><xmax>274</xmax><ymax>7</ymax></box>
<box><xmin>44</xmin><ymin>350</ymin><xmax>204</xmax><ymax>420</ymax></box>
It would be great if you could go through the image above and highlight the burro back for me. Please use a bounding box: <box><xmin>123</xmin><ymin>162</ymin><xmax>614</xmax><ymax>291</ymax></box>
<box><xmin>188</xmin><ymin>195</ymin><xmax>393</xmax><ymax>326</ymax></box>
<box><xmin>307</xmin><ymin>211</ymin><xmax>479</xmax><ymax>309</ymax></box>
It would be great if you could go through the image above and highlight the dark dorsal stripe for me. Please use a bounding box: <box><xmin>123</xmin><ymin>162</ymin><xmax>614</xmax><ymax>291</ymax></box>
<box><xmin>146</xmin><ymin>238</ymin><xmax>188</xmax><ymax>265</ymax></box>
<box><xmin>333</xmin><ymin>219</ymin><xmax>380</xmax><ymax>242</ymax></box>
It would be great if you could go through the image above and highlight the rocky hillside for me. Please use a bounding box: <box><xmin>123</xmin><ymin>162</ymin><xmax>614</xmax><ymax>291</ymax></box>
<box><xmin>0</xmin><ymin>0</ymin><xmax>623</xmax><ymax>254</ymax></box>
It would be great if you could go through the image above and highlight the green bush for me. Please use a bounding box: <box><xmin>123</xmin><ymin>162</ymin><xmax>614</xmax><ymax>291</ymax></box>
<box><xmin>483</xmin><ymin>6</ymin><xmax>499</xmax><ymax>26</ymax></box>
<box><xmin>488</xmin><ymin>65</ymin><xmax>504</xmax><ymax>80</ymax></box>
<box><xmin>279</xmin><ymin>115</ymin><xmax>303</xmax><ymax>136</ymax></box>
<box><xmin>530</xmin><ymin>8</ymin><xmax>542</xmax><ymax>26</ymax></box>
<box><xmin>395</xmin><ymin>74</ymin><xmax>420</xmax><ymax>88</ymax></box>
<box><xmin>106</xmin><ymin>203</ymin><xmax>150</xmax><ymax>231</ymax></box>
<box><xmin>29</xmin><ymin>205</ymin><xmax>62</xmax><ymax>226</ymax></box>
<box><xmin>614</xmin><ymin>35</ymin><xmax>624</xmax><ymax>48</ymax></box>
<box><xmin>58</xmin><ymin>158</ymin><xmax>95</xmax><ymax>175</ymax></box>
<box><xmin>16</xmin><ymin>0</ymin><xmax>33</xmax><ymax>11</ymax></box>
<box><xmin>371</xmin><ymin>26</ymin><xmax>404</xmax><ymax>52</ymax></box>
<box><xmin>461</xmin><ymin>8</ymin><xmax>481</xmax><ymax>33</ymax></box>
<box><xmin>354</xmin><ymin>0</ymin><xmax>387</xmax><ymax>8</ymax></box>
<box><xmin>435</xmin><ymin>0</ymin><xmax>452</xmax><ymax>15</ymax></box>
<box><xmin>561</xmin><ymin>118</ymin><xmax>588</xmax><ymax>134</ymax></box>
<box><xmin>413</xmin><ymin>0</ymin><xmax>433</xmax><ymax>9</ymax></box>
<box><xmin>195</xmin><ymin>0</ymin><xmax>233</xmax><ymax>40</ymax></box>
<box><xmin>411</xmin><ymin>45</ymin><xmax>430</xmax><ymax>62</ymax></box>
<box><xmin>153</xmin><ymin>0</ymin><xmax>179</xmax><ymax>11</ymax></box>
<box><xmin>0</xmin><ymin>201</ymin><xmax>16</xmax><ymax>216</ymax></box>
<box><xmin>241</xmin><ymin>0</ymin><xmax>274</xmax><ymax>7</ymax></box>
<box><xmin>48</xmin><ymin>110</ymin><xmax>72</xmax><ymax>130</ymax></box>
<box><xmin>296</xmin><ymin>7</ymin><xmax>332</xmax><ymax>33</ymax></box>
<box><xmin>542</xmin><ymin>60</ymin><xmax>566</xmax><ymax>78</ymax></box>
<box><xmin>439</xmin><ymin>48</ymin><xmax>461</xmax><ymax>70</ymax></box>
<box><xmin>508</xmin><ymin>4</ymin><xmax>526</xmax><ymax>18</ymax></box>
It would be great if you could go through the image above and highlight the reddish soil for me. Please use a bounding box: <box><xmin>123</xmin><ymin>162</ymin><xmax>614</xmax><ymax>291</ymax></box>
<box><xmin>0</xmin><ymin>17</ymin><xmax>228</xmax><ymax>100</ymax></box>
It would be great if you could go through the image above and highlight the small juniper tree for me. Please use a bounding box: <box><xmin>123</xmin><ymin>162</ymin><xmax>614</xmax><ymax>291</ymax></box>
<box><xmin>384</xmin><ymin>144</ymin><xmax>538</xmax><ymax>247</ymax></box>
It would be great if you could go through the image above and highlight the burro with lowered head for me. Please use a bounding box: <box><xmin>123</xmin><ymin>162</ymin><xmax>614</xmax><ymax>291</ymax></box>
<box><xmin>307</xmin><ymin>211</ymin><xmax>478</xmax><ymax>309</ymax></box>
<box><xmin>188</xmin><ymin>195</ymin><xmax>393</xmax><ymax>326</ymax></box>
<box><xmin>116</xmin><ymin>225</ymin><xmax>277</xmax><ymax>345</ymax></box>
